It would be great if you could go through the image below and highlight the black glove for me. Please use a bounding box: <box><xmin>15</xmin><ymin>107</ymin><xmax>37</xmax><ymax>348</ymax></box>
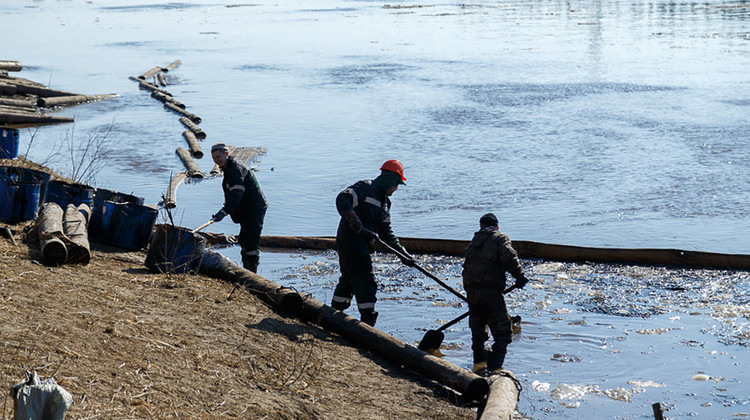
<box><xmin>516</xmin><ymin>276</ymin><xmax>529</xmax><ymax>289</ymax></box>
<box><xmin>399</xmin><ymin>248</ymin><xmax>416</xmax><ymax>267</ymax></box>
<box><xmin>212</xmin><ymin>209</ymin><xmax>227</xmax><ymax>222</ymax></box>
<box><xmin>344</xmin><ymin>210</ymin><xmax>363</xmax><ymax>233</ymax></box>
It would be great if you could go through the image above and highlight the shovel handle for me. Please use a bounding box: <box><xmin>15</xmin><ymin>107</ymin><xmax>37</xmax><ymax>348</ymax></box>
<box><xmin>363</xmin><ymin>228</ymin><xmax>469</xmax><ymax>303</ymax></box>
<box><xmin>192</xmin><ymin>219</ymin><xmax>215</xmax><ymax>234</ymax></box>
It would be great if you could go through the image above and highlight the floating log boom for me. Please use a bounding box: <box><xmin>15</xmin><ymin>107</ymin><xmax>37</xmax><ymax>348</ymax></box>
<box><xmin>182</xmin><ymin>131</ymin><xmax>203</xmax><ymax>159</ymax></box>
<box><xmin>175</xmin><ymin>147</ymin><xmax>203</xmax><ymax>178</ymax></box>
<box><xmin>165</xmin><ymin>102</ymin><xmax>201</xmax><ymax>123</ymax></box>
<box><xmin>0</xmin><ymin>61</ymin><xmax>22</xmax><ymax>72</ymax></box>
<box><xmin>478</xmin><ymin>372</ymin><xmax>521</xmax><ymax>420</ymax></box>
<box><xmin>179</xmin><ymin>117</ymin><xmax>206</xmax><ymax>139</ymax></box>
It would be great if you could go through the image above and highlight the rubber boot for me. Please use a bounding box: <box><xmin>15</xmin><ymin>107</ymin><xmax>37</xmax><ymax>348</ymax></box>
<box><xmin>472</xmin><ymin>349</ymin><xmax>488</xmax><ymax>376</ymax></box>
<box><xmin>242</xmin><ymin>255</ymin><xmax>259</xmax><ymax>273</ymax></box>
<box><xmin>360</xmin><ymin>311</ymin><xmax>379</xmax><ymax>327</ymax></box>
<box><xmin>487</xmin><ymin>350</ymin><xmax>506</xmax><ymax>375</ymax></box>
<box><xmin>331</xmin><ymin>298</ymin><xmax>350</xmax><ymax>311</ymax></box>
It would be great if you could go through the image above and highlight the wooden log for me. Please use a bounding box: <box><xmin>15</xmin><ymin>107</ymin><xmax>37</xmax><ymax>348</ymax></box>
<box><xmin>139</xmin><ymin>66</ymin><xmax>163</xmax><ymax>80</ymax></box>
<box><xmin>163</xmin><ymin>60</ymin><xmax>182</xmax><ymax>71</ymax></box>
<box><xmin>298</xmin><ymin>294</ymin><xmax>488</xmax><ymax>401</ymax></box>
<box><xmin>163</xmin><ymin>171</ymin><xmax>188</xmax><ymax>209</ymax></box>
<box><xmin>175</xmin><ymin>147</ymin><xmax>203</xmax><ymax>178</ymax></box>
<box><xmin>0</xmin><ymin>61</ymin><xmax>22</xmax><ymax>72</ymax></box>
<box><xmin>164</xmin><ymin>102</ymin><xmax>201</xmax><ymax>124</ymax></box>
<box><xmin>0</xmin><ymin>97</ymin><xmax>36</xmax><ymax>109</ymax></box>
<box><xmin>0</xmin><ymin>83</ymin><xmax>17</xmax><ymax>95</ymax></box>
<box><xmin>182</xmin><ymin>131</ymin><xmax>203</xmax><ymax>159</ymax></box>
<box><xmin>62</xmin><ymin>203</ymin><xmax>91</xmax><ymax>265</ymax></box>
<box><xmin>179</xmin><ymin>117</ymin><xmax>206</xmax><ymax>139</ymax></box>
<box><xmin>0</xmin><ymin>110</ymin><xmax>74</xmax><ymax>125</ymax></box>
<box><xmin>199</xmin><ymin>250</ymin><xmax>304</xmax><ymax>317</ymax></box>
<box><xmin>129</xmin><ymin>76</ymin><xmax>162</xmax><ymax>93</ymax></box>
<box><xmin>151</xmin><ymin>90</ymin><xmax>185</xmax><ymax>109</ymax></box>
<box><xmin>37</xmin><ymin>203</ymin><xmax>68</xmax><ymax>266</ymax></box>
<box><xmin>478</xmin><ymin>371</ymin><xmax>521</xmax><ymax>420</ymax></box>
<box><xmin>2</xmin><ymin>81</ymin><xmax>78</xmax><ymax>98</ymax></box>
<box><xmin>37</xmin><ymin>94</ymin><xmax>119</xmax><ymax>108</ymax></box>
<box><xmin>157</xmin><ymin>72</ymin><xmax>168</xmax><ymax>87</ymax></box>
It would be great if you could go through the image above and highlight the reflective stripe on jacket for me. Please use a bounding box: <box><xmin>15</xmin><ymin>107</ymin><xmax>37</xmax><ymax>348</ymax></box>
<box><xmin>335</xmin><ymin>179</ymin><xmax>400</xmax><ymax>252</ymax></box>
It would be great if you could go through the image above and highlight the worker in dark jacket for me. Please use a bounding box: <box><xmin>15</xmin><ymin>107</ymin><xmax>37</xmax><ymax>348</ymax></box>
<box><xmin>462</xmin><ymin>213</ymin><xmax>528</xmax><ymax>375</ymax></box>
<box><xmin>331</xmin><ymin>159</ymin><xmax>414</xmax><ymax>327</ymax></box>
<box><xmin>210</xmin><ymin>143</ymin><xmax>269</xmax><ymax>273</ymax></box>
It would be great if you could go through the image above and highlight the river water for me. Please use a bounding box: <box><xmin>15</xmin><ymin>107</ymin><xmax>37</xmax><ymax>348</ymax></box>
<box><xmin>4</xmin><ymin>0</ymin><xmax>749</xmax><ymax>418</ymax></box>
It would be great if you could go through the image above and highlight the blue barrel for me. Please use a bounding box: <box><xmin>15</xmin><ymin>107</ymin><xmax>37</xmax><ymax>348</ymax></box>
<box><xmin>102</xmin><ymin>201</ymin><xmax>158</xmax><ymax>250</ymax></box>
<box><xmin>90</xmin><ymin>188</ymin><xmax>145</xmax><ymax>240</ymax></box>
<box><xmin>0</xmin><ymin>178</ymin><xmax>41</xmax><ymax>222</ymax></box>
<box><xmin>145</xmin><ymin>224</ymin><xmax>206</xmax><ymax>274</ymax></box>
<box><xmin>0</xmin><ymin>166</ymin><xmax>51</xmax><ymax>211</ymax></box>
<box><xmin>0</xmin><ymin>129</ymin><xmax>19</xmax><ymax>159</ymax></box>
<box><xmin>45</xmin><ymin>180</ymin><xmax>94</xmax><ymax>209</ymax></box>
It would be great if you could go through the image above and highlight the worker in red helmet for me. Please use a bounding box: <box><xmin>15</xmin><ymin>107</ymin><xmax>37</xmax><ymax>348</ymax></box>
<box><xmin>331</xmin><ymin>159</ymin><xmax>414</xmax><ymax>327</ymax></box>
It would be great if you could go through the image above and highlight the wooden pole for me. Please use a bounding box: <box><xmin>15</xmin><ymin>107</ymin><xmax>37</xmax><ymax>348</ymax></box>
<box><xmin>37</xmin><ymin>94</ymin><xmax>119</xmax><ymax>108</ymax></box>
<box><xmin>37</xmin><ymin>203</ymin><xmax>68</xmax><ymax>266</ymax></box>
<box><xmin>1</xmin><ymin>81</ymin><xmax>79</xmax><ymax>97</ymax></box>
<box><xmin>156</xmin><ymin>72</ymin><xmax>168</xmax><ymax>87</ymax></box>
<box><xmin>164</xmin><ymin>102</ymin><xmax>201</xmax><ymax>124</ymax></box>
<box><xmin>62</xmin><ymin>203</ymin><xmax>91</xmax><ymax>265</ymax></box>
<box><xmin>182</xmin><ymin>131</ymin><xmax>203</xmax><ymax>159</ymax></box>
<box><xmin>0</xmin><ymin>83</ymin><xmax>17</xmax><ymax>95</ymax></box>
<box><xmin>199</xmin><ymin>250</ymin><xmax>304</xmax><ymax>317</ymax></box>
<box><xmin>478</xmin><ymin>371</ymin><xmax>521</xmax><ymax>420</ymax></box>
<box><xmin>179</xmin><ymin>117</ymin><xmax>206</xmax><ymax>139</ymax></box>
<box><xmin>175</xmin><ymin>147</ymin><xmax>203</xmax><ymax>178</ymax></box>
<box><xmin>139</xmin><ymin>66</ymin><xmax>163</xmax><ymax>80</ymax></box>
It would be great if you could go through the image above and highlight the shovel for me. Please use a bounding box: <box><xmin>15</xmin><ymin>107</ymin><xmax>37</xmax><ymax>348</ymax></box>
<box><xmin>192</xmin><ymin>219</ymin><xmax>215</xmax><ymax>234</ymax></box>
<box><xmin>417</xmin><ymin>284</ymin><xmax>523</xmax><ymax>353</ymax></box>
<box><xmin>362</xmin><ymin>228</ymin><xmax>468</xmax><ymax>303</ymax></box>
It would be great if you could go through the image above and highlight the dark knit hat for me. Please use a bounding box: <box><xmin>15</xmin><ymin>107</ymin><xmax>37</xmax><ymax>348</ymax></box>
<box><xmin>211</xmin><ymin>143</ymin><xmax>229</xmax><ymax>153</ymax></box>
<box><xmin>479</xmin><ymin>213</ymin><xmax>498</xmax><ymax>227</ymax></box>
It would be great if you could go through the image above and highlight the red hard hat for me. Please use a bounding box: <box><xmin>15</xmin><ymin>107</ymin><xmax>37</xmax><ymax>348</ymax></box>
<box><xmin>380</xmin><ymin>159</ymin><xmax>406</xmax><ymax>181</ymax></box>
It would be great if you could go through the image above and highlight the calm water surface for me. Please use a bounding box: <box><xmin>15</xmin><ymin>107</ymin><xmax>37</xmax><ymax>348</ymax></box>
<box><xmin>4</xmin><ymin>0</ymin><xmax>749</xmax><ymax>418</ymax></box>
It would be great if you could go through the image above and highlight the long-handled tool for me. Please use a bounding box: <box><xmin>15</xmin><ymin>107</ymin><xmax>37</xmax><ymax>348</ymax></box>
<box><xmin>363</xmin><ymin>228</ymin><xmax>468</xmax><ymax>302</ymax></box>
<box><xmin>417</xmin><ymin>284</ymin><xmax>522</xmax><ymax>352</ymax></box>
<box><xmin>418</xmin><ymin>310</ymin><xmax>470</xmax><ymax>351</ymax></box>
<box><xmin>192</xmin><ymin>219</ymin><xmax>215</xmax><ymax>234</ymax></box>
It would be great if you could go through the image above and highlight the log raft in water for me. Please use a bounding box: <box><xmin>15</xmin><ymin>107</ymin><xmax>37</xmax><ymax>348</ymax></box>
<box><xmin>163</xmin><ymin>171</ymin><xmax>188</xmax><ymax>209</ymax></box>
<box><xmin>37</xmin><ymin>94</ymin><xmax>119</xmax><ymax>108</ymax></box>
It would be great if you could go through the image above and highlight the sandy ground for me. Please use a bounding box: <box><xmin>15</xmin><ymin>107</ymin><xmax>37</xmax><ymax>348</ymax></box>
<box><xmin>0</xmin><ymin>221</ymin><xmax>481</xmax><ymax>419</ymax></box>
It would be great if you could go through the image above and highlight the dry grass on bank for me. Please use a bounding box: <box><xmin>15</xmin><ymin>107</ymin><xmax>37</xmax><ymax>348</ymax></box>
<box><xmin>0</xmin><ymin>224</ymin><xmax>477</xmax><ymax>419</ymax></box>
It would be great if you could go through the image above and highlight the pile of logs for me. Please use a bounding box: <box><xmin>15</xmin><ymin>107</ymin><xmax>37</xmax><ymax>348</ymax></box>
<box><xmin>0</xmin><ymin>60</ymin><xmax>118</xmax><ymax>128</ymax></box>
<box><xmin>37</xmin><ymin>202</ymin><xmax>92</xmax><ymax>265</ymax></box>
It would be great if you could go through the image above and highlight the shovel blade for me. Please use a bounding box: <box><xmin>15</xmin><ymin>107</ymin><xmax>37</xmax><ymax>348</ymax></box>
<box><xmin>418</xmin><ymin>329</ymin><xmax>445</xmax><ymax>352</ymax></box>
